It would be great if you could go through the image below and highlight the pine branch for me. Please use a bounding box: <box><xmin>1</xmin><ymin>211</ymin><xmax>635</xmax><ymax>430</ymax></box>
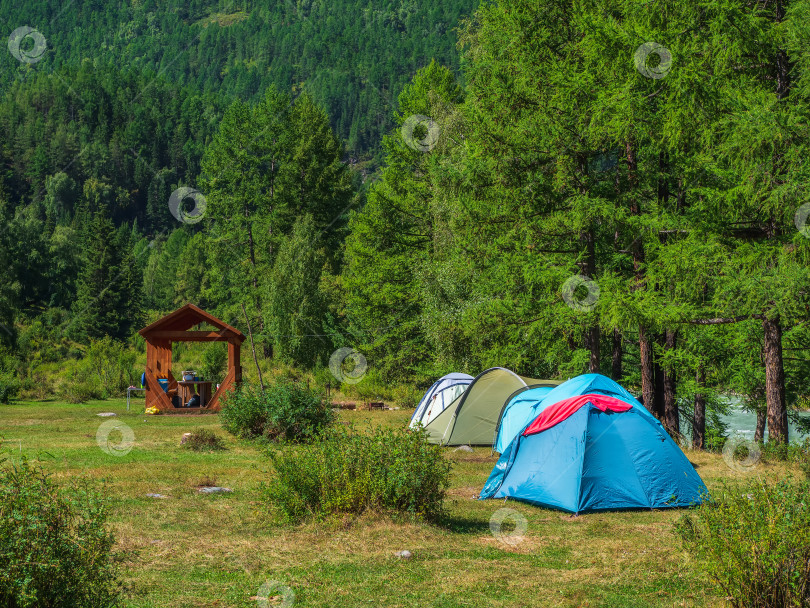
<box><xmin>687</xmin><ymin>314</ymin><xmax>764</xmax><ymax>325</ymax></box>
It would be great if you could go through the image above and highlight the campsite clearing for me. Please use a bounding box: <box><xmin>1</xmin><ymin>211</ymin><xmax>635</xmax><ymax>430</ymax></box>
<box><xmin>0</xmin><ymin>399</ymin><xmax>800</xmax><ymax>607</ymax></box>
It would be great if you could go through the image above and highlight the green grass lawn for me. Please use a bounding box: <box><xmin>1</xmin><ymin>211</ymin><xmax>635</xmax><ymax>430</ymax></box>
<box><xmin>0</xmin><ymin>398</ymin><xmax>798</xmax><ymax>607</ymax></box>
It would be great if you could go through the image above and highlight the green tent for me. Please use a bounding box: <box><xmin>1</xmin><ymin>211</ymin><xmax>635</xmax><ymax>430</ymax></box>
<box><xmin>420</xmin><ymin>367</ymin><xmax>560</xmax><ymax>446</ymax></box>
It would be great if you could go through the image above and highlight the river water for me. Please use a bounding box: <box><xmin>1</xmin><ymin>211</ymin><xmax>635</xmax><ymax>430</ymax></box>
<box><xmin>717</xmin><ymin>401</ymin><xmax>810</xmax><ymax>442</ymax></box>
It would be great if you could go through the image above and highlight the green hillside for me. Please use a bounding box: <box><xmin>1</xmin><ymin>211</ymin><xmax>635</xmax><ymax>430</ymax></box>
<box><xmin>0</xmin><ymin>0</ymin><xmax>478</xmax><ymax>157</ymax></box>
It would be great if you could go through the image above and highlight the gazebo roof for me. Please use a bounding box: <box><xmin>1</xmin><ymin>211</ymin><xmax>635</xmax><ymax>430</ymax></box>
<box><xmin>139</xmin><ymin>303</ymin><xmax>245</xmax><ymax>342</ymax></box>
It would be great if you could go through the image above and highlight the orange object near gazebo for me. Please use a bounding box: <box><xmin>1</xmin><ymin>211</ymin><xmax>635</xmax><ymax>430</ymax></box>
<box><xmin>138</xmin><ymin>304</ymin><xmax>244</xmax><ymax>413</ymax></box>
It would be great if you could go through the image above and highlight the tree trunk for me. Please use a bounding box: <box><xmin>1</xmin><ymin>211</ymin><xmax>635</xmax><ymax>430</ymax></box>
<box><xmin>662</xmin><ymin>330</ymin><xmax>679</xmax><ymax>436</ymax></box>
<box><xmin>693</xmin><ymin>367</ymin><xmax>706</xmax><ymax>450</ymax></box>
<box><xmin>611</xmin><ymin>328</ymin><xmax>622</xmax><ymax>381</ymax></box>
<box><xmin>639</xmin><ymin>326</ymin><xmax>656</xmax><ymax>415</ymax></box>
<box><xmin>762</xmin><ymin>315</ymin><xmax>788</xmax><ymax>444</ymax></box>
<box><xmin>627</xmin><ymin>139</ymin><xmax>656</xmax><ymax>415</ymax></box>
<box><xmin>754</xmin><ymin>409</ymin><xmax>767</xmax><ymax>443</ymax></box>
<box><xmin>580</xmin><ymin>227</ymin><xmax>599</xmax><ymax>373</ymax></box>
<box><xmin>586</xmin><ymin>325</ymin><xmax>600</xmax><ymax>373</ymax></box>
<box><xmin>653</xmin><ymin>333</ymin><xmax>665</xmax><ymax>420</ymax></box>
<box><xmin>246</xmin><ymin>219</ymin><xmax>273</xmax><ymax>360</ymax></box>
<box><xmin>241</xmin><ymin>303</ymin><xmax>265</xmax><ymax>391</ymax></box>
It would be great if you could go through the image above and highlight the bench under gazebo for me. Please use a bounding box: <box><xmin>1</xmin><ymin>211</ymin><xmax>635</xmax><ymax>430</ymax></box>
<box><xmin>139</xmin><ymin>304</ymin><xmax>244</xmax><ymax>413</ymax></box>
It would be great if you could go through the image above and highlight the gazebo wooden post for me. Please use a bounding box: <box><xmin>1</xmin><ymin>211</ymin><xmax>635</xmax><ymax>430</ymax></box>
<box><xmin>145</xmin><ymin>341</ymin><xmax>157</xmax><ymax>409</ymax></box>
<box><xmin>228</xmin><ymin>340</ymin><xmax>242</xmax><ymax>383</ymax></box>
<box><xmin>145</xmin><ymin>339</ymin><xmax>175</xmax><ymax>410</ymax></box>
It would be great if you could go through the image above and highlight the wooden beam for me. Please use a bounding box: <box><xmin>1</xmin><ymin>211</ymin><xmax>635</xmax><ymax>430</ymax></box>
<box><xmin>144</xmin><ymin>366</ymin><xmax>174</xmax><ymax>411</ymax></box>
<box><xmin>228</xmin><ymin>341</ymin><xmax>243</xmax><ymax>385</ymax></box>
<box><xmin>207</xmin><ymin>367</ymin><xmax>235</xmax><ymax>412</ymax></box>
<box><xmin>148</xmin><ymin>330</ymin><xmax>239</xmax><ymax>342</ymax></box>
<box><xmin>167</xmin><ymin>370</ymin><xmax>177</xmax><ymax>392</ymax></box>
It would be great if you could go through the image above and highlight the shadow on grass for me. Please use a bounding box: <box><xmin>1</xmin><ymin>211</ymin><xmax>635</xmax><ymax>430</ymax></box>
<box><xmin>437</xmin><ymin>513</ymin><xmax>491</xmax><ymax>535</ymax></box>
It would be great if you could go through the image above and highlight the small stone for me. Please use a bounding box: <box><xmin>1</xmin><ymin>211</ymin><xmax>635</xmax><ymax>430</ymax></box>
<box><xmin>394</xmin><ymin>550</ymin><xmax>412</xmax><ymax>559</ymax></box>
<box><xmin>454</xmin><ymin>445</ymin><xmax>474</xmax><ymax>453</ymax></box>
<box><xmin>198</xmin><ymin>486</ymin><xmax>232</xmax><ymax>494</ymax></box>
<box><xmin>146</xmin><ymin>493</ymin><xmax>169</xmax><ymax>499</ymax></box>
<box><xmin>97</xmin><ymin>412</ymin><xmax>117</xmax><ymax>417</ymax></box>
<box><xmin>180</xmin><ymin>432</ymin><xmax>192</xmax><ymax>444</ymax></box>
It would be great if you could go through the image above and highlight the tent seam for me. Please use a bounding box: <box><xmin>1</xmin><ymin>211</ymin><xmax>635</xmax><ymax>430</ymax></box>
<box><xmin>617</xmin><ymin>410</ymin><xmax>655</xmax><ymax>509</ymax></box>
<box><xmin>574</xmin><ymin>410</ymin><xmax>588</xmax><ymax>515</ymax></box>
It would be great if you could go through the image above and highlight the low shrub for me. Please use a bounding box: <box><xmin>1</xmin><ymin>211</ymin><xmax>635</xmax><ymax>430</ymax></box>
<box><xmin>389</xmin><ymin>383</ymin><xmax>424</xmax><ymax>410</ymax></box>
<box><xmin>18</xmin><ymin>369</ymin><xmax>55</xmax><ymax>401</ymax></box>
<box><xmin>85</xmin><ymin>337</ymin><xmax>137</xmax><ymax>397</ymax></box>
<box><xmin>675</xmin><ymin>477</ymin><xmax>810</xmax><ymax>608</ymax></box>
<box><xmin>793</xmin><ymin>438</ymin><xmax>810</xmax><ymax>479</ymax></box>
<box><xmin>761</xmin><ymin>440</ymin><xmax>790</xmax><ymax>462</ymax></box>
<box><xmin>0</xmin><ymin>458</ymin><xmax>120</xmax><ymax>607</ymax></box>
<box><xmin>221</xmin><ymin>381</ymin><xmax>334</xmax><ymax>442</ymax></box>
<box><xmin>761</xmin><ymin>438</ymin><xmax>810</xmax><ymax>478</ymax></box>
<box><xmin>200</xmin><ymin>344</ymin><xmax>227</xmax><ymax>386</ymax></box>
<box><xmin>704</xmin><ymin>424</ymin><xmax>728</xmax><ymax>453</ymax></box>
<box><xmin>61</xmin><ymin>377</ymin><xmax>104</xmax><ymax>404</ymax></box>
<box><xmin>183</xmin><ymin>428</ymin><xmax>226</xmax><ymax>452</ymax></box>
<box><xmin>0</xmin><ymin>350</ymin><xmax>20</xmax><ymax>404</ymax></box>
<box><xmin>265</xmin><ymin>425</ymin><xmax>451</xmax><ymax>522</ymax></box>
<box><xmin>0</xmin><ymin>371</ymin><xmax>20</xmax><ymax>404</ymax></box>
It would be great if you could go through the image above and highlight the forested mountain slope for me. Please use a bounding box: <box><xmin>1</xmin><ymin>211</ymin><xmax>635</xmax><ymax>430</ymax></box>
<box><xmin>0</xmin><ymin>0</ymin><xmax>478</xmax><ymax>157</ymax></box>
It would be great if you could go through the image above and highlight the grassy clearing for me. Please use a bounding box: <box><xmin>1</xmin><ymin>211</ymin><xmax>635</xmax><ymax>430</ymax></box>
<box><xmin>0</xmin><ymin>398</ymin><xmax>801</xmax><ymax>607</ymax></box>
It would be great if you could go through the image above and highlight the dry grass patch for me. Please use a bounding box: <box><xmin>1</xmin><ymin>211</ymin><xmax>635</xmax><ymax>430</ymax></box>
<box><xmin>1</xmin><ymin>399</ymin><xmax>805</xmax><ymax>607</ymax></box>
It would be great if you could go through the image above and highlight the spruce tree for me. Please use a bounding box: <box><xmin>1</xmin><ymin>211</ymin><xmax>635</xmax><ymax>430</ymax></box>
<box><xmin>70</xmin><ymin>208</ymin><xmax>142</xmax><ymax>341</ymax></box>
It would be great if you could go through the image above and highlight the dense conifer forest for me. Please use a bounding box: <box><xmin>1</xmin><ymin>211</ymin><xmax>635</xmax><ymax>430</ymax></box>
<box><xmin>1</xmin><ymin>0</ymin><xmax>809</xmax><ymax>449</ymax></box>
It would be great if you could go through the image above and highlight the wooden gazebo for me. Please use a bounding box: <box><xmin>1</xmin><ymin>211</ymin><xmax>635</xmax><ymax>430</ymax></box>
<box><xmin>139</xmin><ymin>304</ymin><xmax>244</xmax><ymax>413</ymax></box>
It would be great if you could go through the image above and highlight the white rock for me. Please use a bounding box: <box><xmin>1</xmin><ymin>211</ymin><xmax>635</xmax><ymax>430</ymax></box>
<box><xmin>145</xmin><ymin>493</ymin><xmax>169</xmax><ymax>499</ymax></box>
<box><xmin>394</xmin><ymin>550</ymin><xmax>413</xmax><ymax>559</ymax></box>
<box><xmin>198</xmin><ymin>486</ymin><xmax>232</xmax><ymax>494</ymax></box>
<box><xmin>97</xmin><ymin>412</ymin><xmax>117</xmax><ymax>417</ymax></box>
<box><xmin>454</xmin><ymin>445</ymin><xmax>474</xmax><ymax>453</ymax></box>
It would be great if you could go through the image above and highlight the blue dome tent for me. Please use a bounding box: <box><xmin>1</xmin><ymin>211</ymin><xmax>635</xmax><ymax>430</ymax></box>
<box><xmin>492</xmin><ymin>373</ymin><xmax>656</xmax><ymax>453</ymax></box>
<box><xmin>480</xmin><ymin>374</ymin><xmax>708</xmax><ymax>513</ymax></box>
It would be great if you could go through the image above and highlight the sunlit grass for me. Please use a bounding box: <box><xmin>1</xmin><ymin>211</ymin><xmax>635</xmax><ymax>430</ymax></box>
<box><xmin>0</xmin><ymin>398</ymin><xmax>799</xmax><ymax>607</ymax></box>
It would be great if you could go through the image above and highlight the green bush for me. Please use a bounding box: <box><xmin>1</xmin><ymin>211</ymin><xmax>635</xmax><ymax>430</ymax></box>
<box><xmin>704</xmin><ymin>424</ymin><xmax>728</xmax><ymax>452</ymax></box>
<box><xmin>792</xmin><ymin>439</ymin><xmax>810</xmax><ymax>479</ymax></box>
<box><xmin>0</xmin><ymin>350</ymin><xmax>20</xmax><ymax>404</ymax></box>
<box><xmin>675</xmin><ymin>477</ymin><xmax>810</xmax><ymax>608</ymax></box>
<box><xmin>200</xmin><ymin>344</ymin><xmax>227</xmax><ymax>386</ymax></box>
<box><xmin>0</xmin><ymin>458</ymin><xmax>120</xmax><ymax>607</ymax></box>
<box><xmin>0</xmin><ymin>371</ymin><xmax>20</xmax><ymax>404</ymax></box>
<box><xmin>265</xmin><ymin>425</ymin><xmax>451</xmax><ymax>522</ymax></box>
<box><xmin>761</xmin><ymin>438</ymin><xmax>810</xmax><ymax>470</ymax></box>
<box><xmin>183</xmin><ymin>428</ymin><xmax>226</xmax><ymax>452</ymax></box>
<box><xmin>221</xmin><ymin>381</ymin><xmax>334</xmax><ymax>442</ymax></box>
<box><xmin>312</xmin><ymin>365</ymin><xmax>335</xmax><ymax>391</ymax></box>
<box><xmin>85</xmin><ymin>337</ymin><xmax>137</xmax><ymax>397</ymax></box>
<box><xmin>61</xmin><ymin>377</ymin><xmax>104</xmax><ymax>404</ymax></box>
